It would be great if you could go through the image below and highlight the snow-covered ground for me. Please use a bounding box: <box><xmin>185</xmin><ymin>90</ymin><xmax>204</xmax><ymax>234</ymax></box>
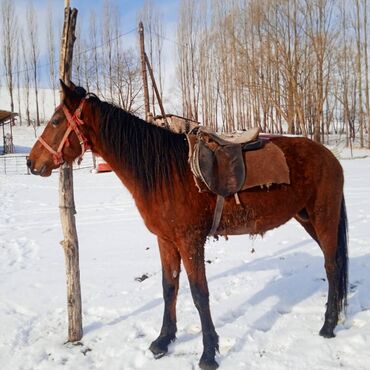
<box><xmin>1</xmin><ymin>127</ymin><xmax>370</xmax><ymax>370</ymax></box>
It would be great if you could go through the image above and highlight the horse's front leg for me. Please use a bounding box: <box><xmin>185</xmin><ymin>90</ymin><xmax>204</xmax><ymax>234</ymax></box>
<box><xmin>150</xmin><ymin>237</ymin><xmax>181</xmax><ymax>358</ymax></box>
<box><xmin>180</xmin><ymin>238</ymin><xmax>219</xmax><ymax>370</ymax></box>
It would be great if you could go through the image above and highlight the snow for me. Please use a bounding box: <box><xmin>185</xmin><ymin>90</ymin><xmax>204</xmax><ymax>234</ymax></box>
<box><xmin>1</xmin><ymin>126</ymin><xmax>370</xmax><ymax>370</ymax></box>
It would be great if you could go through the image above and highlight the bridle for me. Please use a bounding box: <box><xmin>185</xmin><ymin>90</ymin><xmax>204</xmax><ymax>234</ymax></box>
<box><xmin>38</xmin><ymin>98</ymin><xmax>90</xmax><ymax>165</ymax></box>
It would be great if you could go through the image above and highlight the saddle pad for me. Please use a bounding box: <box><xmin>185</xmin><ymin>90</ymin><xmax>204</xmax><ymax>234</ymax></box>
<box><xmin>215</xmin><ymin>127</ymin><xmax>260</xmax><ymax>145</ymax></box>
<box><xmin>242</xmin><ymin>141</ymin><xmax>290</xmax><ymax>190</ymax></box>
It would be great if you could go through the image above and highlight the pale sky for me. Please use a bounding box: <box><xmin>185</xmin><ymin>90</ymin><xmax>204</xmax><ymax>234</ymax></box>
<box><xmin>9</xmin><ymin>0</ymin><xmax>180</xmax><ymax>98</ymax></box>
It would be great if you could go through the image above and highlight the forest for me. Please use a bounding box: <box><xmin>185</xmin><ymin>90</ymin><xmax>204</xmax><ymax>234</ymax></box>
<box><xmin>1</xmin><ymin>0</ymin><xmax>370</xmax><ymax>147</ymax></box>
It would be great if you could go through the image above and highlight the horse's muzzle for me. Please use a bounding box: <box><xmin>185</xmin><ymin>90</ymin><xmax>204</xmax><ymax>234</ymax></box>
<box><xmin>27</xmin><ymin>159</ymin><xmax>48</xmax><ymax>176</ymax></box>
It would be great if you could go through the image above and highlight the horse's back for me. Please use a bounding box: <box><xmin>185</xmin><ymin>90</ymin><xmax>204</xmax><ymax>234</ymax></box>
<box><xmin>218</xmin><ymin>136</ymin><xmax>343</xmax><ymax>236</ymax></box>
<box><xmin>271</xmin><ymin>135</ymin><xmax>343</xmax><ymax>180</ymax></box>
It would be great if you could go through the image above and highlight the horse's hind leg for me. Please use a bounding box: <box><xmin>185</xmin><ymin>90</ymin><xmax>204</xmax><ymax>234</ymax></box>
<box><xmin>179</xmin><ymin>239</ymin><xmax>219</xmax><ymax>370</ymax></box>
<box><xmin>308</xmin><ymin>197</ymin><xmax>348</xmax><ymax>338</ymax></box>
<box><xmin>150</xmin><ymin>237</ymin><xmax>181</xmax><ymax>358</ymax></box>
<box><xmin>295</xmin><ymin>213</ymin><xmax>319</xmax><ymax>244</ymax></box>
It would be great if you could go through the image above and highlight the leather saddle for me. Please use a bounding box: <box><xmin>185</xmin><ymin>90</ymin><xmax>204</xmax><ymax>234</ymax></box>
<box><xmin>189</xmin><ymin>127</ymin><xmax>263</xmax><ymax>197</ymax></box>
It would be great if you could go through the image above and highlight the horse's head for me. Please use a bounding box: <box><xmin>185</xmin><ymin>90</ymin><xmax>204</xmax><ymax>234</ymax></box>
<box><xmin>27</xmin><ymin>80</ymin><xmax>90</xmax><ymax>176</ymax></box>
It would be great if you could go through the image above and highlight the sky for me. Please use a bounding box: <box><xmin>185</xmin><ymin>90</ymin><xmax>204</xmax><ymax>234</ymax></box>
<box><xmin>14</xmin><ymin>0</ymin><xmax>179</xmax><ymax>28</ymax></box>
<box><xmin>8</xmin><ymin>0</ymin><xmax>180</xmax><ymax>102</ymax></box>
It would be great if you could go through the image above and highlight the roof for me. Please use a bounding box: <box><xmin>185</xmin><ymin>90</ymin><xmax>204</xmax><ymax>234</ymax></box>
<box><xmin>0</xmin><ymin>110</ymin><xmax>17</xmax><ymax>125</ymax></box>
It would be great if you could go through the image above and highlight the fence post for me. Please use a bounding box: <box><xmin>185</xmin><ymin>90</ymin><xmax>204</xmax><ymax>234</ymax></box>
<box><xmin>58</xmin><ymin>0</ymin><xmax>83</xmax><ymax>342</ymax></box>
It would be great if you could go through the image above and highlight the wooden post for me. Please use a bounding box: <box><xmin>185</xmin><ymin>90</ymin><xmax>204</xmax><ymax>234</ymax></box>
<box><xmin>139</xmin><ymin>22</ymin><xmax>150</xmax><ymax>120</ymax></box>
<box><xmin>59</xmin><ymin>0</ymin><xmax>83</xmax><ymax>342</ymax></box>
<box><xmin>144</xmin><ymin>53</ymin><xmax>168</xmax><ymax>127</ymax></box>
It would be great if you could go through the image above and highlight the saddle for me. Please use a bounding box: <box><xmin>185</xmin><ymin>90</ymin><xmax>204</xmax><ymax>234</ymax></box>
<box><xmin>188</xmin><ymin>127</ymin><xmax>262</xmax><ymax>197</ymax></box>
<box><xmin>187</xmin><ymin>127</ymin><xmax>290</xmax><ymax>236</ymax></box>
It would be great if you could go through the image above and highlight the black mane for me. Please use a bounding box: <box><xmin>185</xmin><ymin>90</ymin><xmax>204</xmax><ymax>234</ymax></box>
<box><xmin>89</xmin><ymin>96</ymin><xmax>189</xmax><ymax>196</ymax></box>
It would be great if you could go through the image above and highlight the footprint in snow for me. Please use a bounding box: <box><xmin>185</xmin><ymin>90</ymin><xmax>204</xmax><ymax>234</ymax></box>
<box><xmin>0</xmin><ymin>237</ymin><xmax>39</xmax><ymax>271</ymax></box>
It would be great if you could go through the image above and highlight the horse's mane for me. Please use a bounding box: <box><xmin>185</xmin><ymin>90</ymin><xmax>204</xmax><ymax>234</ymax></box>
<box><xmin>88</xmin><ymin>95</ymin><xmax>189</xmax><ymax>196</ymax></box>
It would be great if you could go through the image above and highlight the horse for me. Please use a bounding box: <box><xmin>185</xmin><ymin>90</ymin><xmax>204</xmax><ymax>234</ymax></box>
<box><xmin>27</xmin><ymin>81</ymin><xmax>348</xmax><ymax>370</ymax></box>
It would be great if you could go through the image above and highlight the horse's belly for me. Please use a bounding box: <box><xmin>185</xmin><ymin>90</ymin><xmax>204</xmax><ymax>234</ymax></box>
<box><xmin>217</xmin><ymin>218</ymin><xmax>277</xmax><ymax>236</ymax></box>
<box><xmin>217</xmin><ymin>224</ymin><xmax>257</xmax><ymax>236</ymax></box>
<box><xmin>216</xmin><ymin>193</ymin><xmax>300</xmax><ymax>236</ymax></box>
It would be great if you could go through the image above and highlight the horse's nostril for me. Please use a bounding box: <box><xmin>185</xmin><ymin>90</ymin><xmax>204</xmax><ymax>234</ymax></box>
<box><xmin>26</xmin><ymin>159</ymin><xmax>32</xmax><ymax>168</ymax></box>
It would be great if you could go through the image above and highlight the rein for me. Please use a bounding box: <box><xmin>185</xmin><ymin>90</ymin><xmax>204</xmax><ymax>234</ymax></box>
<box><xmin>38</xmin><ymin>99</ymin><xmax>90</xmax><ymax>165</ymax></box>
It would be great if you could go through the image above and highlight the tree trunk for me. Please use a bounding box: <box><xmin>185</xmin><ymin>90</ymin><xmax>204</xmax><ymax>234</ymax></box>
<box><xmin>356</xmin><ymin>0</ymin><xmax>364</xmax><ymax>147</ymax></box>
<box><xmin>364</xmin><ymin>0</ymin><xmax>370</xmax><ymax>148</ymax></box>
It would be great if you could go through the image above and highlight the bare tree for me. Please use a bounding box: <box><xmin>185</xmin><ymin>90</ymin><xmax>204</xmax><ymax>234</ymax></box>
<box><xmin>138</xmin><ymin>0</ymin><xmax>165</xmax><ymax>115</ymax></box>
<box><xmin>355</xmin><ymin>0</ymin><xmax>365</xmax><ymax>146</ymax></box>
<box><xmin>15</xmin><ymin>39</ymin><xmax>22</xmax><ymax>125</ymax></box>
<box><xmin>102</xmin><ymin>0</ymin><xmax>115</xmax><ymax>101</ymax></box>
<box><xmin>73</xmin><ymin>22</ymin><xmax>83</xmax><ymax>85</ymax></box>
<box><xmin>19</xmin><ymin>29</ymin><xmax>31</xmax><ymax>127</ymax></box>
<box><xmin>175</xmin><ymin>0</ymin><xmax>364</xmax><ymax>144</ymax></box>
<box><xmin>26</xmin><ymin>2</ymin><xmax>40</xmax><ymax>126</ymax></box>
<box><xmin>177</xmin><ymin>0</ymin><xmax>202</xmax><ymax>121</ymax></box>
<box><xmin>303</xmin><ymin>0</ymin><xmax>337</xmax><ymax>143</ymax></box>
<box><xmin>364</xmin><ymin>0</ymin><xmax>370</xmax><ymax>148</ymax></box>
<box><xmin>89</xmin><ymin>10</ymin><xmax>101</xmax><ymax>94</ymax></box>
<box><xmin>114</xmin><ymin>48</ymin><xmax>142</xmax><ymax>113</ymax></box>
<box><xmin>47</xmin><ymin>1</ymin><xmax>57</xmax><ymax>108</ymax></box>
<box><xmin>1</xmin><ymin>0</ymin><xmax>17</xmax><ymax>126</ymax></box>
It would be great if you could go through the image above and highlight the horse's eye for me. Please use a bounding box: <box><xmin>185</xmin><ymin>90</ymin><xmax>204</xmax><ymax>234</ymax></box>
<box><xmin>51</xmin><ymin>119</ymin><xmax>59</xmax><ymax>126</ymax></box>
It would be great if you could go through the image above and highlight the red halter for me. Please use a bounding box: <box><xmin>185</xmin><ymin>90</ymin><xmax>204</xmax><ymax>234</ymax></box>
<box><xmin>38</xmin><ymin>99</ymin><xmax>90</xmax><ymax>165</ymax></box>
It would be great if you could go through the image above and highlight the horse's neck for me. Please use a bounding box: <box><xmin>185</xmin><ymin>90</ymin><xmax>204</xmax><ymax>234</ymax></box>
<box><xmin>86</xmin><ymin>112</ymin><xmax>146</xmax><ymax>198</ymax></box>
<box><xmin>97</xmin><ymin>144</ymin><xmax>140</xmax><ymax>195</ymax></box>
<box><xmin>86</xmin><ymin>106</ymin><xmax>189</xmax><ymax>207</ymax></box>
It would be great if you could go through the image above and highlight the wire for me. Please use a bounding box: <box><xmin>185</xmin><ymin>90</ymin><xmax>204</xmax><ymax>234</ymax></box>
<box><xmin>1</xmin><ymin>26</ymin><xmax>184</xmax><ymax>79</ymax></box>
<box><xmin>143</xmin><ymin>26</ymin><xmax>187</xmax><ymax>48</ymax></box>
<box><xmin>0</xmin><ymin>27</ymin><xmax>138</xmax><ymax>79</ymax></box>
<box><xmin>74</xmin><ymin>27</ymin><xmax>137</xmax><ymax>58</ymax></box>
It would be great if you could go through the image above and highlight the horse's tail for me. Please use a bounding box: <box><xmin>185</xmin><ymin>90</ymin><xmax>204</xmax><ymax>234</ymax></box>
<box><xmin>336</xmin><ymin>196</ymin><xmax>348</xmax><ymax>314</ymax></box>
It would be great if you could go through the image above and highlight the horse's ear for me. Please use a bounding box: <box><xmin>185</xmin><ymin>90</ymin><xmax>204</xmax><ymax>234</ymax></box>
<box><xmin>60</xmin><ymin>80</ymin><xmax>86</xmax><ymax>104</ymax></box>
<box><xmin>60</xmin><ymin>79</ymin><xmax>73</xmax><ymax>100</ymax></box>
<box><xmin>74</xmin><ymin>86</ymin><xmax>87</xmax><ymax>98</ymax></box>
<box><xmin>69</xmin><ymin>80</ymin><xmax>77</xmax><ymax>90</ymax></box>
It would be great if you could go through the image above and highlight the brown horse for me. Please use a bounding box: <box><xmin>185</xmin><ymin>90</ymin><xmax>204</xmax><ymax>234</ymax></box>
<box><xmin>27</xmin><ymin>81</ymin><xmax>348</xmax><ymax>370</ymax></box>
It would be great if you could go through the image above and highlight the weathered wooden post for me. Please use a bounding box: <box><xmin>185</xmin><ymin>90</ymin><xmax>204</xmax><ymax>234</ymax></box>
<box><xmin>59</xmin><ymin>0</ymin><xmax>83</xmax><ymax>342</ymax></box>
<box><xmin>144</xmin><ymin>53</ymin><xmax>168</xmax><ymax>127</ymax></box>
<box><xmin>139</xmin><ymin>22</ymin><xmax>150</xmax><ymax>120</ymax></box>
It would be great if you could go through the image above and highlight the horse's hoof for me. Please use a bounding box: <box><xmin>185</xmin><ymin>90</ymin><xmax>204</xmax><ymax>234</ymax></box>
<box><xmin>150</xmin><ymin>348</ymin><xmax>166</xmax><ymax>359</ymax></box>
<box><xmin>149</xmin><ymin>335</ymin><xmax>175</xmax><ymax>359</ymax></box>
<box><xmin>199</xmin><ymin>357</ymin><xmax>219</xmax><ymax>370</ymax></box>
<box><xmin>149</xmin><ymin>342</ymin><xmax>167</xmax><ymax>359</ymax></box>
<box><xmin>319</xmin><ymin>326</ymin><xmax>335</xmax><ymax>338</ymax></box>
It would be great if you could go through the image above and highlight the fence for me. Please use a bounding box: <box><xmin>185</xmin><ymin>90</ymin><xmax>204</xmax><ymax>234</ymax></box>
<box><xmin>0</xmin><ymin>154</ymin><xmax>29</xmax><ymax>175</ymax></box>
<box><xmin>0</xmin><ymin>152</ymin><xmax>95</xmax><ymax>175</ymax></box>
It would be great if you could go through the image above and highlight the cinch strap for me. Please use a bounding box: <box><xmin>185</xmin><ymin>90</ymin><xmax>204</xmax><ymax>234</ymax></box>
<box><xmin>209</xmin><ymin>194</ymin><xmax>225</xmax><ymax>236</ymax></box>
